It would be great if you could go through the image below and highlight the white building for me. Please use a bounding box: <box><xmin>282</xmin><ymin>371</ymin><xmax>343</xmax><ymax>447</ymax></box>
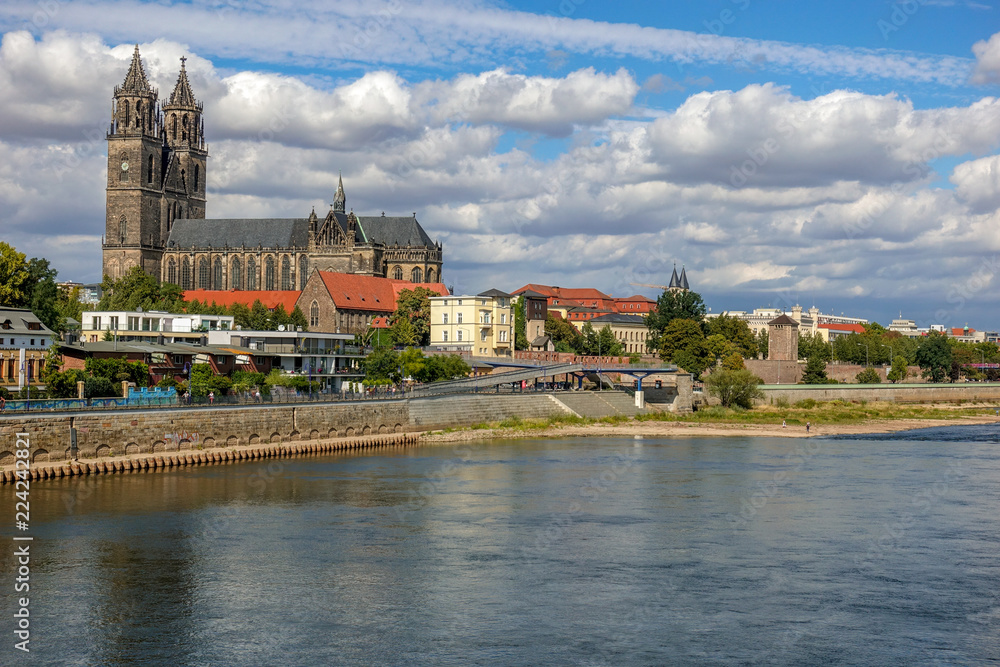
<box><xmin>0</xmin><ymin>308</ymin><xmax>55</xmax><ymax>391</ymax></box>
<box><xmin>208</xmin><ymin>329</ymin><xmax>364</xmax><ymax>391</ymax></box>
<box><xmin>81</xmin><ymin>310</ymin><xmax>235</xmax><ymax>344</ymax></box>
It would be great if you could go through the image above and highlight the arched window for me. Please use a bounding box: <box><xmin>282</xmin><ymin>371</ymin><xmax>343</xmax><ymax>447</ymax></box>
<box><xmin>231</xmin><ymin>258</ymin><xmax>242</xmax><ymax>291</ymax></box>
<box><xmin>411</xmin><ymin>267</ymin><xmax>422</xmax><ymax>283</ymax></box>
<box><xmin>182</xmin><ymin>114</ymin><xmax>188</xmax><ymax>141</ymax></box>
<box><xmin>167</xmin><ymin>258</ymin><xmax>177</xmax><ymax>285</ymax></box>
<box><xmin>247</xmin><ymin>256</ymin><xmax>257</xmax><ymax>290</ymax></box>
<box><xmin>198</xmin><ymin>258</ymin><xmax>209</xmax><ymax>289</ymax></box>
<box><xmin>123</xmin><ymin>101</ymin><xmax>130</xmax><ymax>129</ymax></box>
<box><xmin>213</xmin><ymin>257</ymin><xmax>223</xmax><ymax>290</ymax></box>
<box><xmin>281</xmin><ymin>256</ymin><xmax>291</xmax><ymax>290</ymax></box>
<box><xmin>181</xmin><ymin>257</ymin><xmax>191</xmax><ymax>289</ymax></box>
<box><xmin>171</xmin><ymin>114</ymin><xmax>177</xmax><ymax>140</ymax></box>
<box><xmin>392</xmin><ymin>266</ymin><xmax>403</xmax><ymax>281</ymax></box>
<box><xmin>194</xmin><ymin>164</ymin><xmax>199</xmax><ymax>191</ymax></box>
<box><xmin>265</xmin><ymin>257</ymin><xmax>275</xmax><ymax>290</ymax></box>
<box><xmin>299</xmin><ymin>256</ymin><xmax>309</xmax><ymax>289</ymax></box>
<box><xmin>426</xmin><ymin>268</ymin><xmax>435</xmax><ymax>283</ymax></box>
<box><xmin>147</xmin><ymin>154</ymin><xmax>154</xmax><ymax>184</ymax></box>
<box><xmin>310</xmin><ymin>300</ymin><xmax>319</xmax><ymax>327</ymax></box>
<box><xmin>135</xmin><ymin>100</ymin><xmax>142</xmax><ymax>128</ymax></box>
<box><xmin>181</xmin><ymin>169</ymin><xmax>186</xmax><ymax>191</ymax></box>
<box><xmin>118</xmin><ymin>215</ymin><xmax>127</xmax><ymax>244</ymax></box>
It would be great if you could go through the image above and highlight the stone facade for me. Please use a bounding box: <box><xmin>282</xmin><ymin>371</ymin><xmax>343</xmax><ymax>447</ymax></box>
<box><xmin>767</xmin><ymin>314</ymin><xmax>799</xmax><ymax>361</ymax></box>
<box><xmin>103</xmin><ymin>49</ymin><xmax>442</xmax><ymax>285</ymax></box>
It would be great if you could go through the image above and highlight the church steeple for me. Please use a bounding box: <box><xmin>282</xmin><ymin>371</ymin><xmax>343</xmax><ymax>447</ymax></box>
<box><xmin>111</xmin><ymin>45</ymin><xmax>159</xmax><ymax>138</ymax></box>
<box><xmin>163</xmin><ymin>55</ymin><xmax>204</xmax><ymax>150</ymax></box>
<box><xmin>668</xmin><ymin>263</ymin><xmax>680</xmax><ymax>290</ymax></box>
<box><xmin>333</xmin><ymin>172</ymin><xmax>346</xmax><ymax>213</ymax></box>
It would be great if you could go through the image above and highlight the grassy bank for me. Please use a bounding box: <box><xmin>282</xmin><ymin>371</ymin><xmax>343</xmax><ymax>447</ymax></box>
<box><xmin>434</xmin><ymin>400</ymin><xmax>997</xmax><ymax>435</ymax></box>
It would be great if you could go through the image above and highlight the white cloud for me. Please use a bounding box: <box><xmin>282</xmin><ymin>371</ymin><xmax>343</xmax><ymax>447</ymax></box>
<box><xmin>952</xmin><ymin>154</ymin><xmax>1000</xmax><ymax>212</ymax></box>
<box><xmin>971</xmin><ymin>31</ymin><xmax>1000</xmax><ymax>84</ymax></box>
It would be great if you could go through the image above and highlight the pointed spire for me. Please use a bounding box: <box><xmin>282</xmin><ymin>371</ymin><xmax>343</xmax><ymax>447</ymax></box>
<box><xmin>120</xmin><ymin>44</ymin><xmax>152</xmax><ymax>95</ymax></box>
<box><xmin>168</xmin><ymin>56</ymin><xmax>196</xmax><ymax>106</ymax></box>
<box><xmin>668</xmin><ymin>263</ymin><xmax>680</xmax><ymax>289</ymax></box>
<box><xmin>679</xmin><ymin>266</ymin><xmax>689</xmax><ymax>290</ymax></box>
<box><xmin>333</xmin><ymin>171</ymin><xmax>346</xmax><ymax>213</ymax></box>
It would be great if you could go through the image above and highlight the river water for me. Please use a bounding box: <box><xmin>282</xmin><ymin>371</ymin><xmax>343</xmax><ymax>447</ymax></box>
<box><xmin>2</xmin><ymin>427</ymin><xmax>999</xmax><ymax>665</ymax></box>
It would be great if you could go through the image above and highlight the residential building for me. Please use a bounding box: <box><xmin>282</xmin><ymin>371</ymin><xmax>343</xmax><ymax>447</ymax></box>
<box><xmin>0</xmin><ymin>308</ymin><xmax>55</xmax><ymax>391</ymax></box>
<box><xmin>80</xmin><ymin>310</ymin><xmax>235</xmax><ymax>344</ymax></box>
<box><xmin>589</xmin><ymin>313</ymin><xmax>649</xmax><ymax>355</ymax></box>
<box><xmin>613</xmin><ymin>294</ymin><xmax>657</xmax><ymax>315</ymax></box>
<box><xmin>429</xmin><ymin>290</ymin><xmax>514</xmax><ymax>357</ymax></box>
<box><xmin>208</xmin><ymin>330</ymin><xmax>364</xmax><ymax>391</ymax></box>
<box><xmin>817</xmin><ymin>322</ymin><xmax>866</xmax><ymax>342</ymax></box>
<box><xmin>518</xmin><ymin>290</ymin><xmax>551</xmax><ymax>351</ymax></box>
<box><xmin>295</xmin><ymin>271</ymin><xmax>448</xmax><ymax>335</ymax></box>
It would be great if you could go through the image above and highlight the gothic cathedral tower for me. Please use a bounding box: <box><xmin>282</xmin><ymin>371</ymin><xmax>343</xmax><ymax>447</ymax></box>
<box><xmin>103</xmin><ymin>46</ymin><xmax>207</xmax><ymax>281</ymax></box>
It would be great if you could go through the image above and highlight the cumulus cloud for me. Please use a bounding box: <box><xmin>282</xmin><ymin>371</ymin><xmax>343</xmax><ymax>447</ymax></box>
<box><xmin>971</xmin><ymin>31</ymin><xmax>1000</xmax><ymax>84</ymax></box>
<box><xmin>952</xmin><ymin>154</ymin><xmax>1000</xmax><ymax>213</ymax></box>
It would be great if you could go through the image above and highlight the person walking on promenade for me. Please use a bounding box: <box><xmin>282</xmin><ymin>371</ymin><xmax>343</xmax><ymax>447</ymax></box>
<box><xmin>208</xmin><ymin>391</ymin><xmax>214</xmax><ymax>405</ymax></box>
<box><xmin>782</xmin><ymin>420</ymin><xmax>786</xmax><ymax>428</ymax></box>
<box><xmin>806</xmin><ymin>421</ymin><xmax>811</xmax><ymax>433</ymax></box>
<box><xmin>0</xmin><ymin>396</ymin><xmax>5</xmax><ymax>412</ymax></box>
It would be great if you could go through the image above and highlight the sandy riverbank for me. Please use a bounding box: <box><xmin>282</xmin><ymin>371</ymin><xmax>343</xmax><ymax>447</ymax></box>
<box><xmin>418</xmin><ymin>414</ymin><xmax>1000</xmax><ymax>443</ymax></box>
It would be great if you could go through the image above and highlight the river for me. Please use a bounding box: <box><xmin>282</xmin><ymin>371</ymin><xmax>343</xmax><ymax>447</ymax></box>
<box><xmin>2</xmin><ymin>427</ymin><xmax>999</xmax><ymax>665</ymax></box>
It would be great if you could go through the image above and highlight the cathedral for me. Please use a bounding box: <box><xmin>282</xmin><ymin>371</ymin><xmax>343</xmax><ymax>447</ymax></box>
<box><xmin>102</xmin><ymin>47</ymin><xmax>443</xmax><ymax>290</ymax></box>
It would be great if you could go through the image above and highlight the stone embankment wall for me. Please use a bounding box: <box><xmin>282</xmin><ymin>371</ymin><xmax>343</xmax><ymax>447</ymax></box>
<box><xmin>759</xmin><ymin>383</ymin><xmax>1000</xmax><ymax>405</ymax></box>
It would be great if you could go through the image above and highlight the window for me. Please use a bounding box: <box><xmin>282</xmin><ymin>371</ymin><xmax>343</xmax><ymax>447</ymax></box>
<box><xmin>457</xmin><ymin>312</ymin><xmax>463</xmax><ymax>324</ymax></box>
<box><xmin>393</xmin><ymin>266</ymin><xmax>403</xmax><ymax>280</ymax></box>
<box><xmin>198</xmin><ymin>258</ymin><xmax>209</xmax><ymax>289</ymax></box>
<box><xmin>300</xmin><ymin>256</ymin><xmax>309</xmax><ymax>289</ymax></box>
<box><xmin>480</xmin><ymin>329</ymin><xmax>487</xmax><ymax>341</ymax></box>
<box><xmin>500</xmin><ymin>330</ymin><xmax>508</xmax><ymax>342</ymax></box>
<box><xmin>411</xmin><ymin>267</ymin><xmax>422</xmax><ymax>283</ymax></box>
<box><xmin>109</xmin><ymin>316</ymin><xmax>119</xmax><ymax>330</ymax></box>
<box><xmin>194</xmin><ymin>164</ymin><xmax>200</xmax><ymax>191</ymax></box>
<box><xmin>457</xmin><ymin>330</ymin><xmax>463</xmax><ymax>341</ymax></box>
<box><xmin>500</xmin><ymin>314</ymin><xmax>507</xmax><ymax>324</ymax></box>
<box><xmin>265</xmin><ymin>257</ymin><xmax>275</xmax><ymax>290</ymax></box>
<box><xmin>281</xmin><ymin>256</ymin><xmax>291</xmax><ymax>290</ymax></box>
<box><xmin>181</xmin><ymin>257</ymin><xmax>191</xmax><ymax>290</ymax></box>
<box><xmin>213</xmin><ymin>257</ymin><xmax>223</xmax><ymax>290</ymax></box>
<box><xmin>426</xmin><ymin>268</ymin><xmax>435</xmax><ymax>283</ymax></box>
<box><xmin>310</xmin><ymin>301</ymin><xmax>319</xmax><ymax>327</ymax></box>
<box><xmin>119</xmin><ymin>215</ymin><xmax>127</xmax><ymax>244</ymax></box>
<box><xmin>167</xmin><ymin>258</ymin><xmax>177</xmax><ymax>285</ymax></box>
<box><xmin>148</xmin><ymin>154</ymin><xmax>154</xmax><ymax>183</ymax></box>
<box><xmin>442</xmin><ymin>331</ymin><xmax>448</xmax><ymax>342</ymax></box>
<box><xmin>231</xmin><ymin>257</ymin><xmax>242</xmax><ymax>290</ymax></box>
<box><xmin>247</xmin><ymin>256</ymin><xmax>257</xmax><ymax>290</ymax></box>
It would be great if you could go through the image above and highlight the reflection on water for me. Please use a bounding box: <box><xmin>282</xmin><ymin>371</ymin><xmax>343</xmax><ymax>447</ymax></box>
<box><xmin>1</xmin><ymin>432</ymin><xmax>999</xmax><ymax>665</ymax></box>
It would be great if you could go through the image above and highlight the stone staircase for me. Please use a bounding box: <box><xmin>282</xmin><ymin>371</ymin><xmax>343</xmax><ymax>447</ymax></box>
<box><xmin>408</xmin><ymin>393</ymin><xmax>573</xmax><ymax>429</ymax></box>
<box><xmin>553</xmin><ymin>391</ymin><xmax>647</xmax><ymax>419</ymax></box>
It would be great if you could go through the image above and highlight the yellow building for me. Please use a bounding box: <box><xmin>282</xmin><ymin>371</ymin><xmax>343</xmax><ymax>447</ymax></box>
<box><xmin>429</xmin><ymin>289</ymin><xmax>513</xmax><ymax>358</ymax></box>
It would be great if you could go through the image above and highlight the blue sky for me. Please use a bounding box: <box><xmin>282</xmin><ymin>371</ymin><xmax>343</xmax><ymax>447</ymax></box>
<box><xmin>1</xmin><ymin>0</ymin><xmax>1000</xmax><ymax>327</ymax></box>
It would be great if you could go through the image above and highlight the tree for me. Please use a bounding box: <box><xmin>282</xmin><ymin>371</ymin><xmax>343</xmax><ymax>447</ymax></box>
<box><xmin>389</xmin><ymin>316</ymin><xmax>418</xmax><ymax>347</ymax></box>
<box><xmin>707</xmin><ymin>315</ymin><xmax>757</xmax><ymax>358</ymax></box>
<box><xmin>887</xmin><ymin>356</ymin><xmax>909</xmax><ymax>383</ymax></box>
<box><xmin>392</xmin><ymin>287</ymin><xmax>436</xmax><ymax>346</ymax></box>
<box><xmin>915</xmin><ymin>332</ymin><xmax>953</xmax><ymax>382</ymax></box>
<box><xmin>513</xmin><ymin>296</ymin><xmax>527</xmax><ymax>350</ymax></box>
<box><xmin>756</xmin><ymin>329</ymin><xmax>769</xmax><ymax>359</ymax></box>
<box><xmin>855</xmin><ymin>367</ymin><xmax>881</xmax><ymax>384</ymax></box>
<box><xmin>645</xmin><ymin>289</ymin><xmax>708</xmax><ymax>353</ymax></box>
<box><xmin>229</xmin><ymin>302</ymin><xmax>252</xmax><ymax>330</ymax></box>
<box><xmin>545</xmin><ymin>314</ymin><xmax>582</xmax><ymax>354</ymax></box>
<box><xmin>705</xmin><ymin>369</ymin><xmax>764</xmax><ymax>409</ymax></box>
<box><xmin>46</xmin><ymin>368</ymin><xmax>84</xmax><ymax>399</ymax></box>
<box><xmin>270</xmin><ymin>303</ymin><xmax>290</xmax><ymax>329</ymax></box>
<box><xmin>798</xmin><ymin>331</ymin><xmax>832</xmax><ymax>362</ymax></box>
<box><xmin>801</xmin><ymin>356</ymin><xmax>829</xmax><ymax>384</ymax></box>
<box><xmin>721</xmin><ymin>353</ymin><xmax>746</xmax><ymax>371</ymax></box>
<box><xmin>596</xmin><ymin>325</ymin><xmax>623</xmax><ymax>357</ymax></box>
<box><xmin>98</xmin><ymin>265</ymin><xmax>182</xmax><ymax>312</ymax></box>
<box><xmin>289</xmin><ymin>305</ymin><xmax>309</xmax><ymax>332</ymax></box>
<box><xmin>25</xmin><ymin>257</ymin><xmax>61</xmax><ymax>331</ymax></box>
<box><xmin>658</xmin><ymin>319</ymin><xmax>706</xmax><ymax>361</ymax></box>
<box><xmin>0</xmin><ymin>242</ymin><xmax>30</xmax><ymax>307</ymax></box>
<box><xmin>399</xmin><ymin>347</ymin><xmax>426</xmax><ymax>379</ymax></box>
<box><xmin>363</xmin><ymin>346</ymin><xmax>402</xmax><ymax>383</ymax></box>
<box><xmin>248</xmin><ymin>300</ymin><xmax>271</xmax><ymax>330</ymax></box>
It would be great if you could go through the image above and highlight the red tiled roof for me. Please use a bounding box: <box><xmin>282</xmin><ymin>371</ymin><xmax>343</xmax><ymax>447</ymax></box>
<box><xmin>371</xmin><ymin>316</ymin><xmax>391</xmax><ymax>329</ymax></box>
<box><xmin>316</xmin><ymin>272</ymin><xmax>398</xmax><ymax>313</ymax></box>
<box><xmin>183</xmin><ymin>290</ymin><xmax>301</xmax><ymax>312</ymax></box>
<box><xmin>951</xmin><ymin>327</ymin><xmax>976</xmax><ymax>336</ymax></box>
<box><xmin>512</xmin><ymin>284</ymin><xmax>612</xmax><ymax>301</ymax></box>
<box><xmin>615</xmin><ymin>294</ymin><xmax>655</xmax><ymax>302</ymax></box>
<box><xmin>389</xmin><ymin>281</ymin><xmax>449</xmax><ymax>300</ymax></box>
<box><xmin>818</xmin><ymin>322</ymin><xmax>866</xmax><ymax>333</ymax></box>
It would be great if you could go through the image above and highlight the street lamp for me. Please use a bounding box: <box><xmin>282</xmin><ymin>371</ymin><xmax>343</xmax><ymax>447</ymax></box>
<box><xmin>857</xmin><ymin>342</ymin><xmax>869</xmax><ymax>367</ymax></box>
<box><xmin>882</xmin><ymin>343</ymin><xmax>893</xmax><ymax>366</ymax></box>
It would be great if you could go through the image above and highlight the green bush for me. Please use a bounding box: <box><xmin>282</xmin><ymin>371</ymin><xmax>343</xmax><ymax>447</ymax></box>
<box><xmin>84</xmin><ymin>375</ymin><xmax>119</xmax><ymax>398</ymax></box>
<box><xmin>795</xmin><ymin>398</ymin><xmax>817</xmax><ymax>409</ymax></box>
